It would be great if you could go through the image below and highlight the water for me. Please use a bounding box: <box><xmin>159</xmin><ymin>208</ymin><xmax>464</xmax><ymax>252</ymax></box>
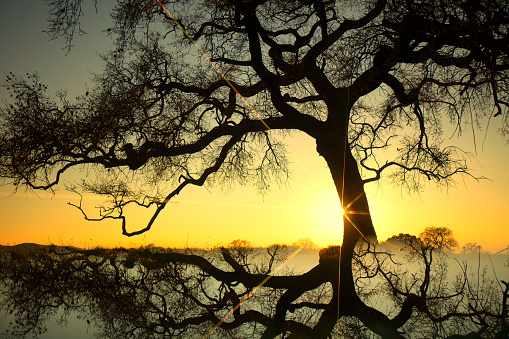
<box><xmin>0</xmin><ymin>245</ymin><xmax>507</xmax><ymax>338</ymax></box>
<box><xmin>0</xmin><ymin>310</ymin><xmax>95</xmax><ymax>338</ymax></box>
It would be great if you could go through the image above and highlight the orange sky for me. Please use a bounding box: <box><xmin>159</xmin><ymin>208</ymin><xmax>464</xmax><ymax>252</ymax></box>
<box><xmin>1</xmin><ymin>1</ymin><xmax>508</xmax><ymax>251</ymax></box>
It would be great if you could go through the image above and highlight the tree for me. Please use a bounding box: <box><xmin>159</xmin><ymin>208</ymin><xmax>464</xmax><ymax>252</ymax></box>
<box><xmin>1</xmin><ymin>0</ymin><xmax>509</xmax><ymax>337</ymax></box>
<box><xmin>420</xmin><ymin>226</ymin><xmax>458</xmax><ymax>251</ymax></box>
<box><xmin>462</xmin><ymin>242</ymin><xmax>483</xmax><ymax>254</ymax></box>
<box><xmin>385</xmin><ymin>233</ymin><xmax>421</xmax><ymax>248</ymax></box>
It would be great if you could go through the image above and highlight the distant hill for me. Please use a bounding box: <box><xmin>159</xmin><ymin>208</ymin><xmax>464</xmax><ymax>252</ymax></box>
<box><xmin>0</xmin><ymin>243</ymin><xmax>84</xmax><ymax>253</ymax></box>
<box><xmin>0</xmin><ymin>243</ymin><xmax>47</xmax><ymax>251</ymax></box>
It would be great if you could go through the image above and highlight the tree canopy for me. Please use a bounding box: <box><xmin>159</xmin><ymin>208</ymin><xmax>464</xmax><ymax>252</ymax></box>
<box><xmin>1</xmin><ymin>0</ymin><xmax>509</xmax><ymax>337</ymax></box>
<box><xmin>2</xmin><ymin>0</ymin><xmax>508</xmax><ymax>235</ymax></box>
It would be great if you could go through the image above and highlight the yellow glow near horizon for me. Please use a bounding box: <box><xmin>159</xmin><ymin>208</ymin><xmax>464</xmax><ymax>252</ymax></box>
<box><xmin>1</xmin><ymin>129</ymin><xmax>509</xmax><ymax>252</ymax></box>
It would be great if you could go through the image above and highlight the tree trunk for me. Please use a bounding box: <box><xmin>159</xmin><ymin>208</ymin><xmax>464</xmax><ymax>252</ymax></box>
<box><xmin>315</xmin><ymin>123</ymin><xmax>377</xmax><ymax>313</ymax></box>
<box><xmin>315</xmin><ymin>122</ymin><xmax>406</xmax><ymax>338</ymax></box>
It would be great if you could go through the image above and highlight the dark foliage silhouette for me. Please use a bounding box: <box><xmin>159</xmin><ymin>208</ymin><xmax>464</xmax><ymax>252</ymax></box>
<box><xmin>2</xmin><ymin>0</ymin><xmax>509</xmax><ymax>337</ymax></box>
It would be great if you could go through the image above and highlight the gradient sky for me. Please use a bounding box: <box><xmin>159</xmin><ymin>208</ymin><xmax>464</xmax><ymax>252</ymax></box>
<box><xmin>1</xmin><ymin>1</ymin><xmax>508</xmax><ymax>251</ymax></box>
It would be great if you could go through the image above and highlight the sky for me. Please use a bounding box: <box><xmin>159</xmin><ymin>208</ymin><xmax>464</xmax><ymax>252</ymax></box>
<box><xmin>1</xmin><ymin>1</ymin><xmax>508</xmax><ymax>251</ymax></box>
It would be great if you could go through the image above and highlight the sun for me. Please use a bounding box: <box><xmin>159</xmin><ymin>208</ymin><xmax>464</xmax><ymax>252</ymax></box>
<box><xmin>317</xmin><ymin>192</ymin><xmax>344</xmax><ymax>222</ymax></box>
<box><xmin>312</xmin><ymin>191</ymin><xmax>344</xmax><ymax>245</ymax></box>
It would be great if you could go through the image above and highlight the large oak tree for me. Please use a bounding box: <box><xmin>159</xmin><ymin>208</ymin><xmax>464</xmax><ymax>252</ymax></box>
<box><xmin>1</xmin><ymin>0</ymin><xmax>508</xmax><ymax>337</ymax></box>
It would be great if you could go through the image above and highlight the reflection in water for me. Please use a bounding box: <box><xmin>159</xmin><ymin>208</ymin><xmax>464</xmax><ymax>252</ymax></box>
<box><xmin>0</xmin><ymin>307</ymin><xmax>95</xmax><ymax>338</ymax></box>
<box><xmin>0</xmin><ymin>244</ymin><xmax>332</xmax><ymax>338</ymax></box>
<box><xmin>2</xmin><ymin>243</ymin><xmax>508</xmax><ymax>338</ymax></box>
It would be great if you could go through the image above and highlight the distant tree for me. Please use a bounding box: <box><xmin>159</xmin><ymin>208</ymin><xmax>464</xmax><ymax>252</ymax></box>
<box><xmin>462</xmin><ymin>242</ymin><xmax>483</xmax><ymax>253</ymax></box>
<box><xmin>391</xmin><ymin>227</ymin><xmax>457</xmax><ymax>296</ymax></box>
<box><xmin>2</xmin><ymin>0</ymin><xmax>509</xmax><ymax>337</ymax></box>
<box><xmin>385</xmin><ymin>227</ymin><xmax>458</xmax><ymax>253</ymax></box>
<box><xmin>385</xmin><ymin>233</ymin><xmax>420</xmax><ymax>246</ymax></box>
<box><xmin>291</xmin><ymin>237</ymin><xmax>319</xmax><ymax>250</ymax></box>
<box><xmin>419</xmin><ymin>226</ymin><xmax>458</xmax><ymax>251</ymax></box>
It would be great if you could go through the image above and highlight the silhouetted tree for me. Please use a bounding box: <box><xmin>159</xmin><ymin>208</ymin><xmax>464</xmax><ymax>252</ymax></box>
<box><xmin>1</xmin><ymin>0</ymin><xmax>509</xmax><ymax>337</ymax></box>
<box><xmin>420</xmin><ymin>226</ymin><xmax>458</xmax><ymax>251</ymax></box>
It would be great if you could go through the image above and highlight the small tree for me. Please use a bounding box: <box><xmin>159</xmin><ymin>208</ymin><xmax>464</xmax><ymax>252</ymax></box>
<box><xmin>419</xmin><ymin>226</ymin><xmax>458</xmax><ymax>252</ymax></box>
<box><xmin>462</xmin><ymin>242</ymin><xmax>483</xmax><ymax>254</ymax></box>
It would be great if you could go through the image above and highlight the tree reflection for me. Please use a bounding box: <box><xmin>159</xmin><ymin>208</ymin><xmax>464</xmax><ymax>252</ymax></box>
<box><xmin>0</xmin><ymin>243</ymin><xmax>334</xmax><ymax>338</ymax></box>
<box><xmin>1</xmin><ymin>236</ymin><xmax>508</xmax><ymax>338</ymax></box>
